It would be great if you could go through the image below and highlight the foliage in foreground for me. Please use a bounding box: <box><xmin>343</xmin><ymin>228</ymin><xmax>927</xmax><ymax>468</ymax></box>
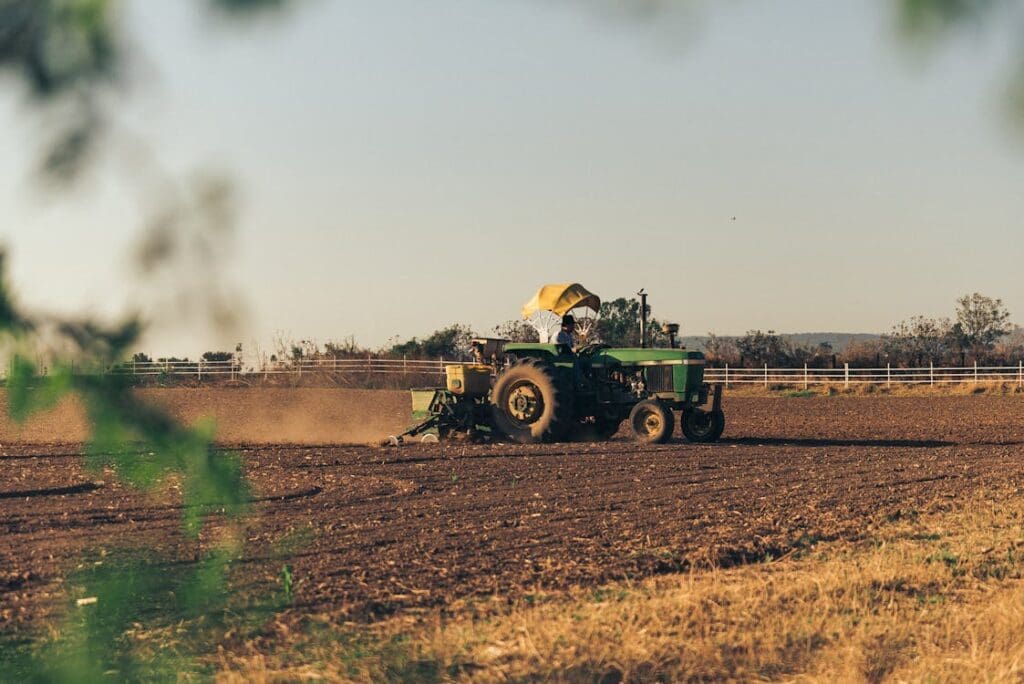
<box><xmin>0</xmin><ymin>254</ymin><xmax>290</xmax><ymax>681</ymax></box>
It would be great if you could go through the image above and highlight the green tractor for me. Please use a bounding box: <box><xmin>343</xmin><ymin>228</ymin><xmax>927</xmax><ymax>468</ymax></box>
<box><xmin>388</xmin><ymin>284</ymin><xmax>725</xmax><ymax>445</ymax></box>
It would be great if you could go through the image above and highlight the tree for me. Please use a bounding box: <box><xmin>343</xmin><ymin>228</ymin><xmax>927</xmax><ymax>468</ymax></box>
<box><xmin>595</xmin><ymin>298</ymin><xmax>640</xmax><ymax>346</ymax></box>
<box><xmin>595</xmin><ymin>297</ymin><xmax>670</xmax><ymax>347</ymax></box>
<box><xmin>736</xmin><ymin>330</ymin><xmax>790</xmax><ymax>367</ymax></box>
<box><xmin>201</xmin><ymin>350</ymin><xmax>234</xmax><ymax>362</ymax></box>
<box><xmin>883</xmin><ymin>316</ymin><xmax>955</xmax><ymax>366</ymax></box>
<box><xmin>702</xmin><ymin>333</ymin><xmax>740</xmax><ymax>366</ymax></box>
<box><xmin>492</xmin><ymin>320</ymin><xmax>540</xmax><ymax>343</ymax></box>
<box><xmin>994</xmin><ymin>326</ymin><xmax>1024</xmax><ymax>364</ymax></box>
<box><xmin>952</xmin><ymin>293</ymin><xmax>1012</xmax><ymax>358</ymax></box>
<box><xmin>324</xmin><ymin>336</ymin><xmax>371</xmax><ymax>359</ymax></box>
<box><xmin>839</xmin><ymin>339</ymin><xmax>885</xmax><ymax>368</ymax></box>
<box><xmin>791</xmin><ymin>341</ymin><xmax>835</xmax><ymax>368</ymax></box>
<box><xmin>388</xmin><ymin>324</ymin><xmax>475</xmax><ymax>359</ymax></box>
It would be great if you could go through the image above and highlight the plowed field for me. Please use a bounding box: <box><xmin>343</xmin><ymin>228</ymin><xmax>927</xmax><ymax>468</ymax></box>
<box><xmin>3</xmin><ymin>395</ymin><xmax>1024</xmax><ymax>631</ymax></box>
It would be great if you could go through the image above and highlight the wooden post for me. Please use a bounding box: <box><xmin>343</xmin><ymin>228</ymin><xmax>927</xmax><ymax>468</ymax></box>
<box><xmin>844</xmin><ymin>363</ymin><xmax>849</xmax><ymax>389</ymax></box>
<box><xmin>198</xmin><ymin>358</ymin><xmax>202</xmax><ymax>380</ymax></box>
<box><xmin>804</xmin><ymin>363</ymin><xmax>808</xmax><ymax>390</ymax></box>
<box><xmin>725</xmin><ymin>363</ymin><xmax>729</xmax><ymax>388</ymax></box>
<box><xmin>1019</xmin><ymin>360</ymin><xmax>1023</xmax><ymax>388</ymax></box>
<box><xmin>764</xmin><ymin>363</ymin><xmax>768</xmax><ymax>389</ymax></box>
<box><xmin>887</xmin><ymin>362</ymin><xmax>891</xmax><ymax>388</ymax></box>
<box><xmin>930</xmin><ymin>362</ymin><xmax>934</xmax><ymax>386</ymax></box>
<box><xmin>974</xmin><ymin>360</ymin><xmax>978</xmax><ymax>384</ymax></box>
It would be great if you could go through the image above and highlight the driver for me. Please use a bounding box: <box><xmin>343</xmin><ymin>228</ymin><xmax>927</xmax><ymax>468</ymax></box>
<box><xmin>556</xmin><ymin>314</ymin><xmax>576</xmax><ymax>350</ymax></box>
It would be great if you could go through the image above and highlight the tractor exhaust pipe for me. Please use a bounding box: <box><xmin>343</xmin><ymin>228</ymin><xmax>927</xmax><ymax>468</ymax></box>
<box><xmin>637</xmin><ymin>288</ymin><xmax>648</xmax><ymax>348</ymax></box>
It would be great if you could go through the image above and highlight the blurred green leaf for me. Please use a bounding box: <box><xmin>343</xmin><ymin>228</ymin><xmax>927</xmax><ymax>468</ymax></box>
<box><xmin>0</xmin><ymin>253</ymin><xmax>31</xmax><ymax>334</ymax></box>
<box><xmin>0</xmin><ymin>544</ymin><xmax>286</xmax><ymax>682</ymax></box>
<box><xmin>896</xmin><ymin>0</ymin><xmax>1003</xmax><ymax>40</ymax></box>
<box><xmin>0</xmin><ymin>0</ymin><xmax>118</xmax><ymax>96</ymax></box>
<box><xmin>6</xmin><ymin>356</ymin><xmax>73</xmax><ymax>423</ymax></box>
<box><xmin>209</xmin><ymin>0</ymin><xmax>294</xmax><ymax>17</ymax></box>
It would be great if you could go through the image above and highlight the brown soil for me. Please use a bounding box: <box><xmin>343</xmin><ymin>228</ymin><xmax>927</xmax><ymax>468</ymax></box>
<box><xmin>2</xmin><ymin>395</ymin><xmax>1024</xmax><ymax>631</ymax></box>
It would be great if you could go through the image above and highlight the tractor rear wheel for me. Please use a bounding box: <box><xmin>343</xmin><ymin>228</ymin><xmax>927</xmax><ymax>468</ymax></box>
<box><xmin>680</xmin><ymin>408</ymin><xmax>725</xmax><ymax>443</ymax></box>
<box><xmin>490</xmin><ymin>359</ymin><xmax>572</xmax><ymax>443</ymax></box>
<box><xmin>629</xmin><ymin>400</ymin><xmax>674</xmax><ymax>444</ymax></box>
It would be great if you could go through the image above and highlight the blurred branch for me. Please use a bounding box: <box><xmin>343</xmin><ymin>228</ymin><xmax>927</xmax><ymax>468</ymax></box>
<box><xmin>895</xmin><ymin>0</ymin><xmax>1005</xmax><ymax>43</ymax></box>
<box><xmin>893</xmin><ymin>0</ymin><xmax>1024</xmax><ymax>129</ymax></box>
<box><xmin>0</xmin><ymin>0</ymin><xmax>118</xmax><ymax>97</ymax></box>
<box><xmin>0</xmin><ymin>0</ymin><xmax>296</xmax><ymax>184</ymax></box>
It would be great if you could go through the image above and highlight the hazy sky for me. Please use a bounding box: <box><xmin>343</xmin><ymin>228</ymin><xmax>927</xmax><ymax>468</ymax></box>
<box><xmin>1</xmin><ymin>0</ymin><xmax>1022</xmax><ymax>356</ymax></box>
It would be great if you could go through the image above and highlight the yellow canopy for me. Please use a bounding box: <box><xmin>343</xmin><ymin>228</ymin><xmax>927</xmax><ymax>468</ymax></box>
<box><xmin>521</xmin><ymin>283</ymin><xmax>601</xmax><ymax>319</ymax></box>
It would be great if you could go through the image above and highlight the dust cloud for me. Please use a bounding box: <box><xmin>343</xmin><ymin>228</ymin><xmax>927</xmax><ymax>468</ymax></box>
<box><xmin>0</xmin><ymin>388</ymin><xmax>411</xmax><ymax>445</ymax></box>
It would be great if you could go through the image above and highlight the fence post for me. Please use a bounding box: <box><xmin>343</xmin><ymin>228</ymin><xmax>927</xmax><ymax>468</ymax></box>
<box><xmin>1019</xmin><ymin>360</ymin><xmax>1023</xmax><ymax>388</ymax></box>
<box><xmin>887</xmin><ymin>362</ymin><xmax>891</xmax><ymax>388</ymax></box>
<box><xmin>930</xmin><ymin>362</ymin><xmax>934</xmax><ymax>386</ymax></box>
<box><xmin>844</xmin><ymin>363</ymin><xmax>849</xmax><ymax>389</ymax></box>
<box><xmin>133</xmin><ymin>358</ymin><xmax>137</xmax><ymax>376</ymax></box>
<box><xmin>764</xmin><ymin>363</ymin><xmax>768</xmax><ymax>389</ymax></box>
<box><xmin>198</xmin><ymin>358</ymin><xmax>202</xmax><ymax>381</ymax></box>
<box><xmin>403</xmin><ymin>355</ymin><xmax>408</xmax><ymax>375</ymax></box>
<box><xmin>724</xmin><ymin>363</ymin><xmax>729</xmax><ymax>388</ymax></box>
<box><xmin>974</xmin><ymin>360</ymin><xmax>978</xmax><ymax>384</ymax></box>
<box><xmin>804</xmin><ymin>363</ymin><xmax>808</xmax><ymax>390</ymax></box>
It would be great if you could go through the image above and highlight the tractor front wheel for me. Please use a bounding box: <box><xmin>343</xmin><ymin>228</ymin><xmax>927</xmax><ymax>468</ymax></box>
<box><xmin>490</xmin><ymin>359</ymin><xmax>571</xmax><ymax>443</ymax></box>
<box><xmin>629</xmin><ymin>400</ymin><xmax>674</xmax><ymax>444</ymax></box>
<box><xmin>680</xmin><ymin>408</ymin><xmax>725</xmax><ymax>443</ymax></box>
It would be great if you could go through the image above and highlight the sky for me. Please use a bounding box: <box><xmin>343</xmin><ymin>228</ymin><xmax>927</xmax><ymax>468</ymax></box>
<box><xmin>1</xmin><ymin>0</ymin><xmax>1023</xmax><ymax>357</ymax></box>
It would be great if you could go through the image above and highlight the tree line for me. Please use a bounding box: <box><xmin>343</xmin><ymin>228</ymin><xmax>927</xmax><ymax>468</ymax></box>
<box><xmin>704</xmin><ymin>294</ymin><xmax>1020</xmax><ymax>368</ymax></box>
<box><xmin>132</xmin><ymin>293</ymin><xmax>1019</xmax><ymax>369</ymax></box>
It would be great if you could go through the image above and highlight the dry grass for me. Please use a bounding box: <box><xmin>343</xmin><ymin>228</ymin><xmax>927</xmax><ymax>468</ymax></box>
<box><xmin>725</xmin><ymin>380</ymin><xmax>1024</xmax><ymax>398</ymax></box>
<box><xmin>218</xmin><ymin>486</ymin><xmax>1024</xmax><ymax>682</ymax></box>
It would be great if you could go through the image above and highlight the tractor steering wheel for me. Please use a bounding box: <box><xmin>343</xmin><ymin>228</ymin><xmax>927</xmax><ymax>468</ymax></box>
<box><xmin>576</xmin><ymin>343</ymin><xmax>610</xmax><ymax>357</ymax></box>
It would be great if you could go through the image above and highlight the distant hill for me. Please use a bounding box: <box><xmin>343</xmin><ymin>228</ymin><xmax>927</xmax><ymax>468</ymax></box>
<box><xmin>679</xmin><ymin>333</ymin><xmax>881</xmax><ymax>353</ymax></box>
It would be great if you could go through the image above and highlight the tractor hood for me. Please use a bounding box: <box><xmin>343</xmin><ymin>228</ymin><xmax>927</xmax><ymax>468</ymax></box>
<box><xmin>589</xmin><ymin>348</ymin><xmax>705</xmax><ymax>367</ymax></box>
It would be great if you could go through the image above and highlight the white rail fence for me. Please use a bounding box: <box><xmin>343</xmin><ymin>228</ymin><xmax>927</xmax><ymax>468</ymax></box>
<box><xmin>703</xmin><ymin>362</ymin><xmax>1024</xmax><ymax>388</ymax></box>
<box><xmin>105</xmin><ymin>358</ymin><xmax>450</xmax><ymax>379</ymax></box>
<box><xmin>7</xmin><ymin>358</ymin><xmax>1024</xmax><ymax>388</ymax></box>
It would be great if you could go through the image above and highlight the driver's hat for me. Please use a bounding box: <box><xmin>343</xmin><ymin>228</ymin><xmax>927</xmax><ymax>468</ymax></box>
<box><xmin>561</xmin><ymin>314</ymin><xmax>576</xmax><ymax>327</ymax></box>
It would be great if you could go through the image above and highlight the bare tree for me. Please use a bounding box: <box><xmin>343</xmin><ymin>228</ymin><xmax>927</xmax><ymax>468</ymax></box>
<box><xmin>952</xmin><ymin>293</ymin><xmax>1012</xmax><ymax>359</ymax></box>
